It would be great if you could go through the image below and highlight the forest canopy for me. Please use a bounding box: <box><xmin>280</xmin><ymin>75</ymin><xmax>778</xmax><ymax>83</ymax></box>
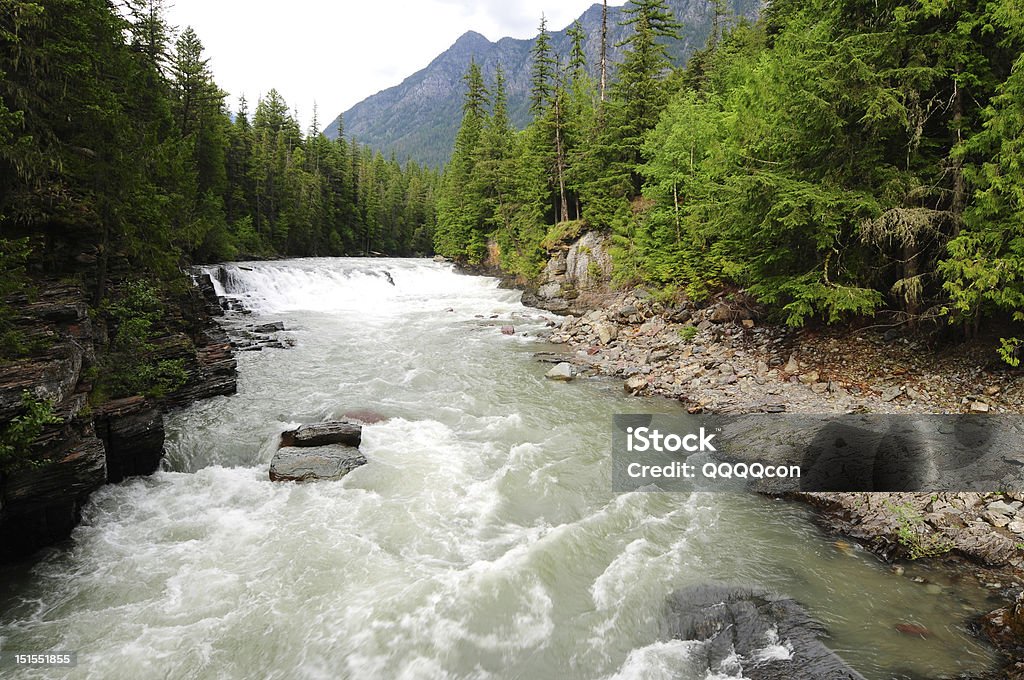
<box><xmin>434</xmin><ymin>0</ymin><xmax>1024</xmax><ymax>359</ymax></box>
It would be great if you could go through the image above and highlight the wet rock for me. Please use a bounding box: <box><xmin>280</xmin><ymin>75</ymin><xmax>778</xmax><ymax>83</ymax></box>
<box><xmin>280</xmin><ymin>421</ymin><xmax>362</xmax><ymax>449</ymax></box>
<box><xmin>0</xmin><ymin>436</ymin><xmax>108</xmax><ymax>560</ymax></box>
<box><xmin>662</xmin><ymin>583</ymin><xmax>866</xmax><ymax>680</ymax></box>
<box><xmin>894</xmin><ymin>623</ymin><xmax>932</xmax><ymax>639</ymax></box>
<box><xmin>269</xmin><ymin>446</ymin><xmax>367</xmax><ymax>483</ymax></box>
<box><xmin>979</xmin><ymin>593</ymin><xmax>1024</xmax><ymax>653</ymax></box>
<box><xmin>546</xmin><ymin>363</ymin><xmax>575</xmax><ymax>381</ymax></box>
<box><xmin>252</xmin><ymin>321</ymin><xmax>285</xmax><ymax>333</ymax></box>
<box><xmin>93</xmin><ymin>396</ymin><xmax>165</xmax><ymax>483</ymax></box>
<box><xmin>625</xmin><ymin>376</ymin><xmax>648</xmax><ymax>394</ymax></box>
<box><xmin>501</xmin><ymin>326</ymin><xmax>516</xmax><ymax>335</ymax></box>
<box><xmin>340</xmin><ymin>409</ymin><xmax>388</xmax><ymax>424</ymax></box>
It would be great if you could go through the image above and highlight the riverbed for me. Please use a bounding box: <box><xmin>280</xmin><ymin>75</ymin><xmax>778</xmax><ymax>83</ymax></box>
<box><xmin>0</xmin><ymin>258</ymin><xmax>1000</xmax><ymax>679</ymax></box>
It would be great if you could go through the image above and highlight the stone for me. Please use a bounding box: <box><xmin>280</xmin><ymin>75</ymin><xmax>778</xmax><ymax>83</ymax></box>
<box><xmin>664</xmin><ymin>584</ymin><xmax>868</xmax><ymax>680</ymax></box>
<box><xmin>742</xmin><ymin>319</ymin><xmax>755</xmax><ymax>328</ymax></box>
<box><xmin>1007</xmin><ymin>521</ymin><xmax>1024</xmax><ymax>534</ymax></box>
<box><xmin>709</xmin><ymin>304</ymin><xmax>736</xmax><ymax>323</ymax></box>
<box><xmin>784</xmin><ymin>354</ymin><xmax>800</xmax><ymax>375</ymax></box>
<box><xmin>986</xmin><ymin>500</ymin><xmax>1018</xmax><ymax>516</ymax></box>
<box><xmin>625</xmin><ymin>376</ymin><xmax>648</xmax><ymax>394</ymax></box>
<box><xmin>280</xmin><ymin>421</ymin><xmax>362</xmax><ymax>449</ymax></box>
<box><xmin>881</xmin><ymin>386</ymin><xmax>903</xmax><ymax>402</ymax></box>
<box><xmin>536</xmin><ymin>283</ymin><xmax>560</xmax><ymax>300</ymax></box>
<box><xmin>252</xmin><ymin>322</ymin><xmax>285</xmax><ymax>333</ymax></box>
<box><xmin>501</xmin><ymin>326</ymin><xmax>515</xmax><ymax>335</ymax></box>
<box><xmin>799</xmin><ymin>370</ymin><xmax>820</xmax><ymax>385</ymax></box>
<box><xmin>970</xmin><ymin>401</ymin><xmax>990</xmax><ymax>413</ymax></box>
<box><xmin>596</xmin><ymin>323</ymin><xmax>618</xmax><ymax>345</ymax></box>
<box><xmin>545</xmin><ymin>363</ymin><xmax>575</xmax><ymax>381</ymax></box>
<box><xmin>811</xmin><ymin>382</ymin><xmax>830</xmax><ymax>395</ymax></box>
<box><xmin>894</xmin><ymin>623</ymin><xmax>932</xmax><ymax>639</ymax></box>
<box><xmin>983</xmin><ymin>511</ymin><xmax>1012</xmax><ymax>528</ymax></box>
<box><xmin>270</xmin><ymin>446</ymin><xmax>367</xmax><ymax>483</ymax></box>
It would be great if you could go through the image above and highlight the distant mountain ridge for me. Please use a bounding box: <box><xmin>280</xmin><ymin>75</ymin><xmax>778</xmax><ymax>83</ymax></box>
<box><xmin>324</xmin><ymin>0</ymin><xmax>762</xmax><ymax>167</ymax></box>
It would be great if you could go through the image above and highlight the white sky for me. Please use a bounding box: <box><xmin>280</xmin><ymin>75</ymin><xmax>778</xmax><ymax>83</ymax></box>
<box><xmin>164</xmin><ymin>0</ymin><xmax>601</xmax><ymax>130</ymax></box>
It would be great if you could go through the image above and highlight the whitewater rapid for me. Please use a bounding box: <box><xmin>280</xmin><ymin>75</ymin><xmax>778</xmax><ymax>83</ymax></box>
<box><xmin>0</xmin><ymin>259</ymin><xmax>997</xmax><ymax>679</ymax></box>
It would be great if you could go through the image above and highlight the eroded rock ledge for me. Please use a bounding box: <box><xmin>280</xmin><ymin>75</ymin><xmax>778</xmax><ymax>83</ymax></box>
<box><xmin>0</xmin><ymin>280</ymin><xmax>237</xmax><ymax>562</ymax></box>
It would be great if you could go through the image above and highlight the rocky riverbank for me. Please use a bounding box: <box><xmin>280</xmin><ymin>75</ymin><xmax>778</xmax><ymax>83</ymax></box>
<box><xmin>0</xmin><ymin>276</ymin><xmax>237</xmax><ymax>562</ymax></box>
<box><xmin>459</xmin><ymin>229</ymin><xmax>1024</xmax><ymax>674</ymax></box>
<box><xmin>539</xmin><ymin>287</ymin><xmax>1024</xmax><ymax>675</ymax></box>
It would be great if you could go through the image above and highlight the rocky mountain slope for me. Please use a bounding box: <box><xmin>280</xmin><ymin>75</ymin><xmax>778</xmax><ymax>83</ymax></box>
<box><xmin>324</xmin><ymin>0</ymin><xmax>761</xmax><ymax>167</ymax></box>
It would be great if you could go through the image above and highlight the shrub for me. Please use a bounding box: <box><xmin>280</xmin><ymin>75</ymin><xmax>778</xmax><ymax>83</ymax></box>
<box><xmin>0</xmin><ymin>391</ymin><xmax>62</xmax><ymax>474</ymax></box>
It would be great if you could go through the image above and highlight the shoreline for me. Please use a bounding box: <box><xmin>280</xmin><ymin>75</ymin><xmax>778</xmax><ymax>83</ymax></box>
<box><xmin>459</xmin><ymin>263</ymin><xmax>1024</xmax><ymax>673</ymax></box>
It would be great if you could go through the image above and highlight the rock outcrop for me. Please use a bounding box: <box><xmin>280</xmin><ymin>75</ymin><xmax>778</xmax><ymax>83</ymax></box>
<box><xmin>269</xmin><ymin>446</ymin><xmax>367</xmax><ymax>483</ymax></box>
<box><xmin>93</xmin><ymin>396</ymin><xmax>165</xmax><ymax>483</ymax></box>
<box><xmin>521</xmin><ymin>231</ymin><xmax>613</xmax><ymax>316</ymax></box>
<box><xmin>280</xmin><ymin>421</ymin><xmax>362</xmax><ymax>448</ymax></box>
<box><xmin>662</xmin><ymin>583</ymin><xmax>866</xmax><ymax>680</ymax></box>
<box><xmin>0</xmin><ymin>278</ymin><xmax>237</xmax><ymax>562</ymax></box>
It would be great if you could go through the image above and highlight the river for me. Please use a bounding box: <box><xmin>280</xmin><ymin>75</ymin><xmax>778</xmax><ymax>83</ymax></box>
<box><xmin>0</xmin><ymin>258</ymin><xmax>999</xmax><ymax>679</ymax></box>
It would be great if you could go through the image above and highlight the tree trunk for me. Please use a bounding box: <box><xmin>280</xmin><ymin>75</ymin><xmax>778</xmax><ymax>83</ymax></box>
<box><xmin>555</xmin><ymin>98</ymin><xmax>569</xmax><ymax>223</ymax></box>
<box><xmin>600</xmin><ymin>0</ymin><xmax>608</xmax><ymax>103</ymax></box>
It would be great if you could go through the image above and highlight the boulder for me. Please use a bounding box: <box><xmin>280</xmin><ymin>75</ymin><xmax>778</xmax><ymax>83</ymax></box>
<box><xmin>280</xmin><ymin>421</ymin><xmax>362</xmax><ymax>448</ymax></box>
<box><xmin>270</xmin><ymin>446</ymin><xmax>367</xmax><ymax>483</ymax></box>
<box><xmin>663</xmin><ymin>583</ymin><xmax>866</xmax><ymax>680</ymax></box>
<box><xmin>546</xmin><ymin>363</ymin><xmax>575</xmax><ymax>381</ymax></box>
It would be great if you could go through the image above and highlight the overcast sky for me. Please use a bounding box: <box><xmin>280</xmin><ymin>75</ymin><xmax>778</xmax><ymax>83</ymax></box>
<box><xmin>164</xmin><ymin>0</ymin><xmax>601</xmax><ymax>130</ymax></box>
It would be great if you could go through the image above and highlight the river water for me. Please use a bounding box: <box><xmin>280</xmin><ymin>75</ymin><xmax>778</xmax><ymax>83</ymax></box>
<box><xmin>0</xmin><ymin>258</ymin><xmax>1000</xmax><ymax>679</ymax></box>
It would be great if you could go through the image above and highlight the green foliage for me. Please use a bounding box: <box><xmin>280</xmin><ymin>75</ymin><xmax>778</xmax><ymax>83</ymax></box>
<box><xmin>96</xmin><ymin>280</ymin><xmax>188</xmax><ymax>400</ymax></box>
<box><xmin>998</xmin><ymin>338</ymin><xmax>1021</xmax><ymax>367</ymax></box>
<box><xmin>0</xmin><ymin>0</ymin><xmax>438</xmax><ymax>292</ymax></box>
<box><xmin>0</xmin><ymin>391</ymin><xmax>62</xmax><ymax>474</ymax></box>
<box><xmin>886</xmin><ymin>502</ymin><xmax>954</xmax><ymax>560</ymax></box>
<box><xmin>678</xmin><ymin>325</ymin><xmax>699</xmax><ymax>342</ymax></box>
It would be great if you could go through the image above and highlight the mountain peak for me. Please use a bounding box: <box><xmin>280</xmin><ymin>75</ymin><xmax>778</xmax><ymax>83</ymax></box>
<box><xmin>454</xmin><ymin>30</ymin><xmax>491</xmax><ymax>47</ymax></box>
<box><xmin>325</xmin><ymin>0</ymin><xmax>763</xmax><ymax>167</ymax></box>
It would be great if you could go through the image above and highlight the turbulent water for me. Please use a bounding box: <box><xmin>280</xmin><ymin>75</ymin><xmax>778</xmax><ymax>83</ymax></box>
<box><xmin>0</xmin><ymin>259</ymin><xmax>1001</xmax><ymax>679</ymax></box>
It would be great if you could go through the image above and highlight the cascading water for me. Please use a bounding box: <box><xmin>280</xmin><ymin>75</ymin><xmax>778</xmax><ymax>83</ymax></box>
<box><xmin>0</xmin><ymin>259</ymin><xmax>1000</xmax><ymax>679</ymax></box>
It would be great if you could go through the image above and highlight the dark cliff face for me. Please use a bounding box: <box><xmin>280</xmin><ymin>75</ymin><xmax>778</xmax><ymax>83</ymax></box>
<box><xmin>0</xmin><ymin>279</ymin><xmax>237</xmax><ymax>562</ymax></box>
<box><xmin>324</xmin><ymin>0</ymin><xmax>762</xmax><ymax>167</ymax></box>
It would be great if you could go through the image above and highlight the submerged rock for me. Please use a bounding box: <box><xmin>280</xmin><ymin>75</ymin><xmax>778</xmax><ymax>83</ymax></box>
<box><xmin>662</xmin><ymin>583</ymin><xmax>866</xmax><ymax>680</ymax></box>
<box><xmin>280</xmin><ymin>421</ymin><xmax>362</xmax><ymax>448</ymax></box>
<box><xmin>340</xmin><ymin>409</ymin><xmax>388</xmax><ymax>425</ymax></box>
<box><xmin>269</xmin><ymin>446</ymin><xmax>367</xmax><ymax>483</ymax></box>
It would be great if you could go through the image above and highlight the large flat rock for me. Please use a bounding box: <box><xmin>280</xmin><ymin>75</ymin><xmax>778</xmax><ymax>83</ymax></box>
<box><xmin>269</xmin><ymin>446</ymin><xmax>367</xmax><ymax>483</ymax></box>
<box><xmin>280</xmin><ymin>421</ymin><xmax>362</xmax><ymax>448</ymax></box>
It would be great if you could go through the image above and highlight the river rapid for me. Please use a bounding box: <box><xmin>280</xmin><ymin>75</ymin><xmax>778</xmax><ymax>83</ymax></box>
<box><xmin>0</xmin><ymin>258</ymin><xmax>1000</xmax><ymax>679</ymax></box>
